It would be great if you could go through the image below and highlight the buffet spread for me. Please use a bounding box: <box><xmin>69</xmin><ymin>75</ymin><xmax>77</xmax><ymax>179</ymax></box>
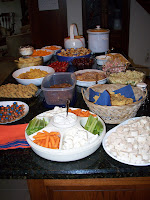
<box><xmin>0</xmin><ymin>29</ymin><xmax>149</xmax><ymax>168</ymax></box>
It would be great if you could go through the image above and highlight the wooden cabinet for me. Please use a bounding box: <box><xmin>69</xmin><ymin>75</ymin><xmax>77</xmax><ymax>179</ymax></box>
<box><xmin>27</xmin><ymin>0</ymin><xmax>68</xmax><ymax>49</ymax></box>
<box><xmin>28</xmin><ymin>177</ymin><xmax>150</xmax><ymax>200</ymax></box>
<box><xmin>82</xmin><ymin>0</ymin><xmax>130</xmax><ymax>56</ymax></box>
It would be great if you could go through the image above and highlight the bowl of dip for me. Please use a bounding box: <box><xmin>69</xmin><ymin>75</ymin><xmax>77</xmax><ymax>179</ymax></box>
<box><xmin>51</xmin><ymin>112</ymin><xmax>77</xmax><ymax>128</ymax></box>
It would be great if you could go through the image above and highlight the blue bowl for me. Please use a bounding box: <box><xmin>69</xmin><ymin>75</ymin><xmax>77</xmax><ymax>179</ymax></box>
<box><xmin>56</xmin><ymin>49</ymin><xmax>91</xmax><ymax>63</ymax></box>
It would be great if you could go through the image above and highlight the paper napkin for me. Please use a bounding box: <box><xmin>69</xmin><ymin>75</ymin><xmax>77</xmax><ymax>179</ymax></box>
<box><xmin>0</xmin><ymin>123</ymin><xmax>30</xmax><ymax>150</ymax></box>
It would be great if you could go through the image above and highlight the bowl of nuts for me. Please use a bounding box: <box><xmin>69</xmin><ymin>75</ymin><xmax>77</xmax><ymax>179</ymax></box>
<box><xmin>56</xmin><ymin>47</ymin><xmax>91</xmax><ymax>63</ymax></box>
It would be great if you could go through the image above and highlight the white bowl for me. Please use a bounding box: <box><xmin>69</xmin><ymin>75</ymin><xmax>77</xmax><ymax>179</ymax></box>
<box><xmin>33</xmin><ymin>49</ymin><xmax>54</xmax><ymax>63</ymax></box>
<box><xmin>42</xmin><ymin>45</ymin><xmax>62</xmax><ymax>55</ymax></box>
<box><xmin>19</xmin><ymin>46</ymin><xmax>34</xmax><ymax>56</ymax></box>
<box><xmin>12</xmin><ymin>65</ymin><xmax>55</xmax><ymax>86</ymax></box>
<box><xmin>96</xmin><ymin>55</ymin><xmax>111</xmax><ymax>65</ymax></box>
<box><xmin>74</xmin><ymin>69</ymin><xmax>107</xmax><ymax>87</ymax></box>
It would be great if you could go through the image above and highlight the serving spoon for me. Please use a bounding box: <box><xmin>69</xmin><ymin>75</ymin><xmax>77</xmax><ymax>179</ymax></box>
<box><xmin>66</xmin><ymin>99</ymin><xmax>70</xmax><ymax>117</ymax></box>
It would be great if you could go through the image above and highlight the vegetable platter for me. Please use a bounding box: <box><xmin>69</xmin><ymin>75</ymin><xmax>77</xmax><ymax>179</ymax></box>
<box><xmin>25</xmin><ymin>107</ymin><xmax>106</xmax><ymax>162</ymax></box>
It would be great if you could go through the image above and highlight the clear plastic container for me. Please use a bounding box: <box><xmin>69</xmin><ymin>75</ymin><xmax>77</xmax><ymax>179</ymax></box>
<box><xmin>41</xmin><ymin>72</ymin><xmax>76</xmax><ymax>105</ymax></box>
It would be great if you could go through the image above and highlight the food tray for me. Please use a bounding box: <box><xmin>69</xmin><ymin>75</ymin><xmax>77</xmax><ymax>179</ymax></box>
<box><xmin>105</xmin><ymin>53</ymin><xmax>130</xmax><ymax>65</ymax></box>
<box><xmin>74</xmin><ymin>69</ymin><xmax>107</xmax><ymax>87</ymax></box>
<box><xmin>25</xmin><ymin>107</ymin><xmax>106</xmax><ymax>162</ymax></box>
<box><xmin>102</xmin><ymin>117</ymin><xmax>150</xmax><ymax>166</ymax></box>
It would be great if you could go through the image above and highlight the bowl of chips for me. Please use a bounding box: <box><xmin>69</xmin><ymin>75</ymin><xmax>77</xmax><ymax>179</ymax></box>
<box><xmin>81</xmin><ymin>84</ymin><xmax>147</xmax><ymax>124</ymax></box>
<box><xmin>12</xmin><ymin>66</ymin><xmax>55</xmax><ymax>86</ymax></box>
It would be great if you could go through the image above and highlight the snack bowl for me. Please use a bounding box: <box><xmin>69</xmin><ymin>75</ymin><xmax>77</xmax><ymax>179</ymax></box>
<box><xmin>19</xmin><ymin>46</ymin><xmax>34</xmax><ymax>56</ymax></box>
<box><xmin>56</xmin><ymin>48</ymin><xmax>91</xmax><ymax>63</ymax></box>
<box><xmin>31</xmin><ymin>49</ymin><xmax>54</xmax><ymax>63</ymax></box>
<box><xmin>71</xmin><ymin>57</ymin><xmax>94</xmax><ymax>70</ymax></box>
<box><xmin>74</xmin><ymin>69</ymin><xmax>107</xmax><ymax>87</ymax></box>
<box><xmin>81</xmin><ymin>84</ymin><xmax>147</xmax><ymax>124</ymax></box>
<box><xmin>12</xmin><ymin>65</ymin><xmax>55</xmax><ymax>86</ymax></box>
<box><xmin>96</xmin><ymin>55</ymin><xmax>111</xmax><ymax>65</ymax></box>
<box><xmin>42</xmin><ymin>45</ymin><xmax>62</xmax><ymax>55</ymax></box>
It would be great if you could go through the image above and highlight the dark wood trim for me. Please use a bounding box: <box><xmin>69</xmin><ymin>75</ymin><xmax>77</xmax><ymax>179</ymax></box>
<box><xmin>28</xmin><ymin>177</ymin><xmax>150</xmax><ymax>200</ymax></box>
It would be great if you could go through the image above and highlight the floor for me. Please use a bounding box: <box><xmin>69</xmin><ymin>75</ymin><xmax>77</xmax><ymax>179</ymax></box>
<box><xmin>0</xmin><ymin>180</ymin><xmax>30</xmax><ymax>200</ymax></box>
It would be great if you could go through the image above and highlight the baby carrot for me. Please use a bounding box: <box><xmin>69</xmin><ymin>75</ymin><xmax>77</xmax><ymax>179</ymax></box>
<box><xmin>32</xmin><ymin>131</ymin><xmax>60</xmax><ymax>149</ymax></box>
<box><xmin>69</xmin><ymin>108</ymin><xmax>96</xmax><ymax>117</ymax></box>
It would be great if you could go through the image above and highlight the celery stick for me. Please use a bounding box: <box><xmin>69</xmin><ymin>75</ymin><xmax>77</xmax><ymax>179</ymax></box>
<box><xmin>84</xmin><ymin>115</ymin><xmax>94</xmax><ymax>130</ymax></box>
<box><xmin>26</xmin><ymin>117</ymin><xmax>48</xmax><ymax>135</ymax></box>
<box><xmin>88</xmin><ymin>117</ymin><xmax>98</xmax><ymax>133</ymax></box>
<box><xmin>93</xmin><ymin>120</ymin><xmax>103</xmax><ymax>135</ymax></box>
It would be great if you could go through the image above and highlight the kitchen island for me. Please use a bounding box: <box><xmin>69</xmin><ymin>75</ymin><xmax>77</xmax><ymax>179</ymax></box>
<box><xmin>0</xmin><ymin>71</ymin><xmax>150</xmax><ymax>200</ymax></box>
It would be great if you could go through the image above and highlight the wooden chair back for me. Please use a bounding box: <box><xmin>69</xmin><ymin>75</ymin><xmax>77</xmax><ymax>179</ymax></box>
<box><xmin>0</xmin><ymin>12</ymin><xmax>15</xmax><ymax>36</ymax></box>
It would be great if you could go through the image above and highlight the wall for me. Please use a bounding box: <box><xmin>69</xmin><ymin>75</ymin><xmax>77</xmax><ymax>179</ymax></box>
<box><xmin>0</xmin><ymin>0</ymin><xmax>22</xmax><ymax>34</ymax></box>
<box><xmin>128</xmin><ymin>0</ymin><xmax>150</xmax><ymax>67</ymax></box>
<box><xmin>66</xmin><ymin>0</ymin><xmax>83</xmax><ymax>35</ymax></box>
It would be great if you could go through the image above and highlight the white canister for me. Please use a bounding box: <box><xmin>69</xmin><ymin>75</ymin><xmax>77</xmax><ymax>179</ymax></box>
<box><xmin>87</xmin><ymin>25</ymin><xmax>110</xmax><ymax>53</ymax></box>
<box><xmin>64</xmin><ymin>24</ymin><xmax>85</xmax><ymax>49</ymax></box>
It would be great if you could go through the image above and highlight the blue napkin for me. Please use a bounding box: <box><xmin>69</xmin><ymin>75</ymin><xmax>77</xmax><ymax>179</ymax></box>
<box><xmin>89</xmin><ymin>85</ymin><xmax>137</xmax><ymax>106</ymax></box>
<box><xmin>89</xmin><ymin>88</ymin><xmax>111</xmax><ymax>106</ymax></box>
<box><xmin>113</xmin><ymin>84</ymin><xmax>136</xmax><ymax>102</ymax></box>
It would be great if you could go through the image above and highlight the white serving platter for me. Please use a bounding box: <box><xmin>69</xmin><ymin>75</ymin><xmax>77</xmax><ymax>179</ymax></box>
<box><xmin>0</xmin><ymin>101</ymin><xmax>29</xmax><ymax>124</ymax></box>
<box><xmin>74</xmin><ymin>69</ymin><xmax>107</xmax><ymax>87</ymax></box>
<box><xmin>25</xmin><ymin>107</ymin><xmax>106</xmax><ymax>162</ymax></box>
<box><xmin>102</xmin><ymin>117</ymin><xmax>150</xmax><ymax>166</ymax></box>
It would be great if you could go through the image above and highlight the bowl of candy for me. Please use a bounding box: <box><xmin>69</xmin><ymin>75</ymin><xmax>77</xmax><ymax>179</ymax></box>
<box><xmin>71</xmin><ymin>57</ymin><xmax>94</xmax><ymax>70</ymax></box>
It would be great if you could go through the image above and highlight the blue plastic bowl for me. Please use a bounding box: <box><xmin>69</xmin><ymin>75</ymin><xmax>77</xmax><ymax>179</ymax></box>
<box><xmin>56</xmin><ymin>50</ymin><xmax>91</xmax><ymax>63</ymax></box>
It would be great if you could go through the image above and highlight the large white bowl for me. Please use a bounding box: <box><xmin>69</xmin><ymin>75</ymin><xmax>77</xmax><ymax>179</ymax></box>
<box><xmin>12</xmin><ymin>65</ymin><xmax>55</xmax><ymax>86</ymax></box>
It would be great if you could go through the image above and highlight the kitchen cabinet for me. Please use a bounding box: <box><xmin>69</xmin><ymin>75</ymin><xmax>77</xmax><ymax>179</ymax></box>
<box><xmin>82</xmin><ymin>0</ymin><xmax>130</xmax><ymax>56</ymax></box>
<box><xmin>27</xmin><ymin>0</ymin><xmax>68</xmax><ymax>48</ymax></box>
<box><xmin>28</xmin><ymin>178</ymin><xmax>150</xmax><ymax>200</ymax></box>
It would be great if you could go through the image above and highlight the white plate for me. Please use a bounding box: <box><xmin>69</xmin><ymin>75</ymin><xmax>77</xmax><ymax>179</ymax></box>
<box><xmin>25</xmin><ymin>107</ymin><xmax>106</xmax><ymax>162</ymax></box>
<box><xmin>102</xmin><ymin>117</ymin><xmax>150</xmax><ymax>166</ymax></box>
<box><xmin>74</xmin><ymin>69</ymin><xmax>107</xmax><ymax>87</ymax></box>
<box><xmin>0</xmin><ymin>101</ymin><xmax>29</xmax><ymax>124</ymax></box>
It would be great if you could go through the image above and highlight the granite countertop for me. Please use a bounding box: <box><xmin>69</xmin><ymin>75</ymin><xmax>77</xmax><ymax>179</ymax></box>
<box><xmin>0</xmin><ymin>68</ymin><xmax>150</xmax><ymax>179</ymax></box>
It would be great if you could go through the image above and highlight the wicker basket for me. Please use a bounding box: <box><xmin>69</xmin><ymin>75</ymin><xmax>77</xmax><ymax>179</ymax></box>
<box><xmin>81</xmin><ymin>84</ymin><xmax>147</xmax><ymax>124</ymax></box>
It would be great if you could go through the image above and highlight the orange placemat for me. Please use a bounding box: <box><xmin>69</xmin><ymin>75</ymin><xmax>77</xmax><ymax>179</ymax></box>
<box><xmin>0</xmin><ymin>123</ymin><xmax>30</xmax><ymax>150</ymax></box>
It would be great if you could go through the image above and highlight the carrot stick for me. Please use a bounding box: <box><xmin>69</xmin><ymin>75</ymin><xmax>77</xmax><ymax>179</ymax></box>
<box><xmin>45</xmin><ymin>135</ymin><xmax>50</xmax><ymax>148</ymax></box>
<box><xmin>33</xmin><ymin>131</ymin><xmax>60</xmax><ymax>149</ymax></box>
<box><xmin>54</xmin><ymin>137</ymin><xmax>60</xmax><ymax>149</ymax></box>
<box><xmin>48</xmin><ymin>141</ymin><xmax>52</xmax><ymax>148</ymax></box>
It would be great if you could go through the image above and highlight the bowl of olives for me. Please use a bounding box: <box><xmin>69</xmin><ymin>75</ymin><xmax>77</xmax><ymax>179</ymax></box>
<box><xmin>71</xmin><ymin>57</ymin><xmax>94</xmax><ymax>70</ymax></box>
